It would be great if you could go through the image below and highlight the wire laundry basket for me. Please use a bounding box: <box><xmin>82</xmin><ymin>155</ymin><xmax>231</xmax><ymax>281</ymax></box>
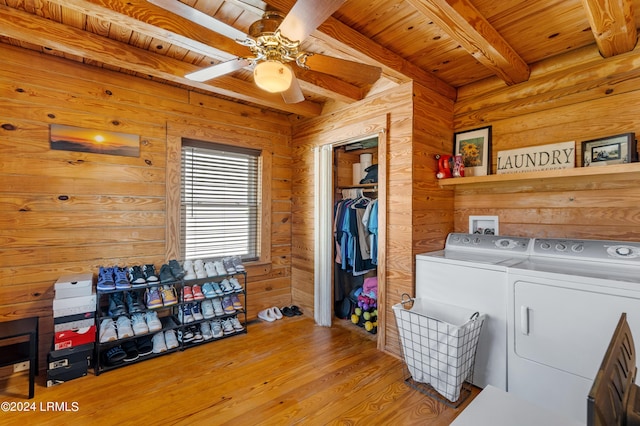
<box><xmin>392</xmin><ymin>293</ymin><xmax>485</xmax><ymax>407</ymax></box>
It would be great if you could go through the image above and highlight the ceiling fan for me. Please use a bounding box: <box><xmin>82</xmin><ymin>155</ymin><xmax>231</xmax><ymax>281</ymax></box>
<box><xmin>148</xmin><ymin>0</ymin><xmax>382</xmax><ymax>104</ymax></box>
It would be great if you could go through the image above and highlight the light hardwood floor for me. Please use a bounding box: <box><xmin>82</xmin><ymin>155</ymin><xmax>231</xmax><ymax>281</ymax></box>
<box><xmin>1</xmin><ymin>316</ymin><xmax>478</xmax><ymax>425</ymax></box>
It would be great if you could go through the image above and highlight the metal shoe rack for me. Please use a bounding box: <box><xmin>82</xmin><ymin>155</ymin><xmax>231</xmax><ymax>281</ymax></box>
<box><xmin>94</xmin><ymin>271</ymin><xmax>247</xmax><ymax>375</ymax></box>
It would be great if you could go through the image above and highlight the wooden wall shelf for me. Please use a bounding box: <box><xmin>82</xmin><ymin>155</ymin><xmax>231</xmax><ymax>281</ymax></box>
<box><xmin>438</xmin><ymin>163</ymin><xmax>640</xmax><ymax>187</ymax></box>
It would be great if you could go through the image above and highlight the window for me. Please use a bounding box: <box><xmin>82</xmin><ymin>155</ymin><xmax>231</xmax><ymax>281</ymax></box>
<box><xmin>181</xmin><ymin>139</ymin><xmax>260</xmax><ymax>261</ymax></box>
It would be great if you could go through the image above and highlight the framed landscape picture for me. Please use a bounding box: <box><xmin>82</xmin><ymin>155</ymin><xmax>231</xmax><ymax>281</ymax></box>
<box><xmin>581</xmin><ymin>133</ymin><xmax>637</xmax><ymax>167</ymax></box>
<box><xmin>50</xmin><ymin>124</ymin><xmax>140</xmax><ymax>157</ymax></box>
<box><xmin>454</xmin><ymin>126</ymin><xmax>492</xmax><ymax>176</ymax></box>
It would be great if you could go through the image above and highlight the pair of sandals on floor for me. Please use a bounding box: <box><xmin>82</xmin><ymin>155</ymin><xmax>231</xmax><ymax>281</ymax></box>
<box><xmin>258</xmin><ymin>305</ymin><xmax>302</xmax><ymax>322</ymax></box>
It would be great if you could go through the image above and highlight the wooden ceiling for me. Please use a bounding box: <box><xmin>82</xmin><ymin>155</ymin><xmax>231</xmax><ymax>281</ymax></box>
<box><xmin>1</xmin><ymin>0</ymin><xmax>639</xmax><ymax>117</ymax></box>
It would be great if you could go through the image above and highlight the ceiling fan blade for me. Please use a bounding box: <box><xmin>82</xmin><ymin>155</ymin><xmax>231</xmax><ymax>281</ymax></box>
<box><xmin>303</xmin><ymin>54</ymin><xmax>382</xmax><ymax>85</ymax></box>
<box><xmin>186</xmin><ymin>58</ymin><xmax>252</xmax><ymax>82</ymax></box>
<box><xmin>281</xmin><ymin>73</ymin><xmax>305</xmax><ymax>104</ymax></box>
<box><xmin>147</xmin><ymin>0</ymin><xmax>248</xmax><ymax>41</ymax></box>
<box><xmin>278</xmin><ymin>0</ymin><xmax>345</xmax><ymax>42</ymax></box>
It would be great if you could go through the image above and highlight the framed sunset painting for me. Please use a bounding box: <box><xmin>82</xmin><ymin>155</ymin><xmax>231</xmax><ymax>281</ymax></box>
<box><xmin>50</xmin><ymin>124</ymin><xmax>140</xmax><ymax>157</ymax></box>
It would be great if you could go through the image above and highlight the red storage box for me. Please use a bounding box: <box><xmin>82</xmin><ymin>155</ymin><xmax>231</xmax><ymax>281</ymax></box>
<box><xmin>54</xmin><ymin>326</ymin><xmax>96</xmax><ymax>350</ymax></box>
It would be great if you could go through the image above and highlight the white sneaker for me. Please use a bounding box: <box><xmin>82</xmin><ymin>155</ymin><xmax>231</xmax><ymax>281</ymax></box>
<box><xmin>152</xmin><ymin>332</ymin><xmax>167</xmax><ymax>353</ymax></box>
<box><xmin>231</xmin><ymin>316</ymin><xmax>244</xmax><ymax>331</ymax></box>
<box><xmin>116</xmin><ymin>315</ymin><xmax>134</xmax><ymax>339</ymax></box>
<box><xmin>212</xmin><ymin>298</ymin><xmax>224</xmax><ymax>316</ymax></box>
<box><xmin>220</xmin><ymin>279</ymin><xmax>233</xmax><ymax>294</ymax></box>
<box><xmin>201</xmin><ymin>300</ymin><xmax>215</xmax><ymax>319</ymax></box>
<box><xmin>99</xmin><ymin>318</ymin><xmax>117</xmax><ymax>342</ymax></box>
<box><xmin>229</xmin><ymin>277</ymin><xmax>243</xmax><ymax>291</ymax></box>
<box><xmin>201</xmin><ymin>322</ymin><xmax>213</xmax><ymax>340</ymax></box>
<box><xmin>183</xmin><ymin>260</ymin><xmax>196</xmax><ymax>280</ymax></box>
<box><xmin>145</xmin><ymin>311</ymin><xmax>162</xmax><ymax>332</ymax></box>
<box><xmin>192</xmin><ymin>302</ymin><xmax>204</xmax><ymax>321</ymax></box>
<box><xmin>210</xmin><ymin>320</ymin><xmax>223</xmax><ymax>338</ymax></box>
<box><xmin>131</xmin><ymin>312</ymin><xmax>149</xmax><ymax>335</ymax></box>
<box><xmin>213</xmin><ymin>260</ymin><xmax>226</xmax><ymax>276</ymax></box>
<box><xmin>164</xmin><ymin>329</ymin><xmax>179</xmax><ymax>349</ymax></box>
<box><xmin>258</xmin><ymin>308</ymin><xmax>276</xmax><ymax>322</ymax></box>
<box><xmin>204</xmin><ymin>261</ymin><xmax>217</xmax><ymax>277</ymax></box>
<box><xmin>194</xmin><ymin>259</ymin><xmax>207</xmax><ymax>279</ymax></box>
<box><xmin>221</xmin><ymin>319</ymin><xmax>235</xmax><ymax>335</ymax></box>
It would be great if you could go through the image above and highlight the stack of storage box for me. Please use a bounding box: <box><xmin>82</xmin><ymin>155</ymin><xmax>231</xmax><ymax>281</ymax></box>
<box><xmin>47</xmin><ymin>273</ymin><xmax>96</xmax><ymax>387</ymax></box>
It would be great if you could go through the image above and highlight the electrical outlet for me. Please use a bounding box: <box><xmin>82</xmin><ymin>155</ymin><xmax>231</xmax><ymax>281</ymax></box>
<box><xmin>13</xmin><ymin>361</ymin><xmax>29</xmax><ymax>373</ymax></box>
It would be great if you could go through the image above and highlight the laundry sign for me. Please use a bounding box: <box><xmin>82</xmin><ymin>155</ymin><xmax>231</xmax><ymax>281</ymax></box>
<box><xmin>496</xmin><ymin>141</ymin><xmax>575</xmax><ymax>174</ymax></box>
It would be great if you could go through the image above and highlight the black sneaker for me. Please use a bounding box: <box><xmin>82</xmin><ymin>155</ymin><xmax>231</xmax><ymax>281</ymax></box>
<box><xmin>159</xmin><ymin>264</ymin><xmax>174</xmax><ymax>284</ymax></box>
<box><xmin>128</xmin><ymin>266</ymin><xmax>146</xmax><ymax>287</ymax></box>
<box><xmin>126</xmin><ymin>290</ymin><xmax>146</xmax><ymax>314</ymax></box>
<box><xmin>169</xmin><ymin>259</ymin><xmax>184</xmax><ymax>279</ymax></box>
<box><xmin>122</xmin><ymin>341</ymin><xmax>139</xmax><ymax>362</ymax></box>
<box><xmin>136</xmin><ymin>336</ymin><xmax>153</xmax><ymax>356</ymax></box>
<box><xmin>143</xmin><ymin>264</ymin><xmax>159</xmax><ymax>282</ymax></box>
<box><xmin>108</xmin><ymin>292</ymin><xmax>127</xmax><ymax>317</ymax></box>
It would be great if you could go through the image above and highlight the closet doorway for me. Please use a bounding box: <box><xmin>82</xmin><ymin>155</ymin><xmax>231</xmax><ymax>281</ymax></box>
<box><xmin>314</xmin><ymin>131</ymin><xmax>386</xmax><ymax>348</ymax></box>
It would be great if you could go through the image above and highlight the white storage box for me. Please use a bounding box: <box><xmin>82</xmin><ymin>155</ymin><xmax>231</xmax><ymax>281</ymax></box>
<box><xmin>54</xmin><ymin>273</ymin><xmax>93</xmax><ymax>299</ymax></box>
<box><xmin>53</xmin><ymin>292</ymin><xmax>96</xmax><ymax>318</ymax></box>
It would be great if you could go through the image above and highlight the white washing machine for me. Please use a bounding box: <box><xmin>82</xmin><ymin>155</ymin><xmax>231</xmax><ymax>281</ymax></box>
<box><xmin>507</xmin><ymin>237</ymin><xmax>640</xmax><ymax>424</ymax></box>
<box><xmin>415</xmin><ymin>233</ymin><xmax>533</xmax><ymax>391</ymax></box>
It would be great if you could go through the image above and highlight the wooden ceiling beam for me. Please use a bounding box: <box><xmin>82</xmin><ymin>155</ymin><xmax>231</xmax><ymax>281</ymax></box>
<box><xmin>0</xmin><ymin>4</ymin><xmax>321</xmax><ymax>116</ymax></box>
<box><xmin>581</xmin><ymin>0</ymin><xmax>637</xmax><ymax>57</ymax></box>
<box><xmin>265</xmin><ymin>0</ymin><xmax>457</xmax><ymax>100</ymax></box>
<box><xmin>47</xmin><ymin>0</ymin><xmax>246</xmax><ymax>60</ymax></box>
<box><xmin>406</xmin><ymin>0</ymin><xmax>530</xmax><ymax>86</ymax></box>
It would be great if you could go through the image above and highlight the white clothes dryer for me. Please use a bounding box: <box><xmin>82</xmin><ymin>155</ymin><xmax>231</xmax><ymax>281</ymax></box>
<box><xmin>415</xmin><ymin>233</ymin><xmax>532</xmax><ymax>390</ymax></box>
<box><xmin>507</xmin><ymin>237</ymin><xmax>640</xmax><ymax>424</ymax></box>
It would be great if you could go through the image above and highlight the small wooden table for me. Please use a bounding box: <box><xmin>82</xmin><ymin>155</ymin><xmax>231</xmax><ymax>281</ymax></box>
<box><xmin>0</xmin><ymin>317</ymin><xmax>39</xmax><ymax>398</ymax></box>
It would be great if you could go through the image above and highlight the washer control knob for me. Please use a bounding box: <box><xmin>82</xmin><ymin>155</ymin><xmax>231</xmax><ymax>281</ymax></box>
<box><xmin>616</xmin><ymin>247</ymin><xmax>632</xmax><ymax>256</ymax></box>
<box><xmin>462</xmin><ymin>237</ymin><xmax>470</xmax><ymax>243</ymax></box>
<box><xmin>571</xmin><ymin>244</ymin><xmax>584</xmax><ymax>253</ymax></box>
<box><xmin>495</xmin><ymin>239</ymin><xmax>516</xmax><ymax>249</ymax></box>
<box><xmin>473</xmin><ymin>237</ymin><xmax>481</xmax><ymax>244</ymax></box>
<box><xmin>555</xmin><ymin>243</ymin><xmax>567</xmax><ymax>251</ymax></box>
<box><xmin>540</xmin><ymin>242</ymin><xmax>551</xmax><ymax>250</ymax></box>
<box><xmin>606</xmin><ymin>245</ymin><xmax>640</xmax><ymax>258</ymax></box>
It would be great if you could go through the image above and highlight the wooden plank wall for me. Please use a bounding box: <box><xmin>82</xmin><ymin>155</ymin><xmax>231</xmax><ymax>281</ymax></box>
<box><xmin>291</xmin><ymin>81</ymin><xmax>454</xmax><ymax>357</ymax></box>
<box><xmin>452</xmin><ymin>43</ymin><xmax>640</xmax><ymax>240</ymax></box>
<box><xmin>0</xmin><ymin>44</ymin><xmax>292</xmax><ymax>374</ymax></box>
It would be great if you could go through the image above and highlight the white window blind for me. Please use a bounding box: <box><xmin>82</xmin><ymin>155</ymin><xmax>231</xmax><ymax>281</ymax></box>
<box><xmin>181</xmin><ymin>139</ymin><xmax>260</xmax><ymax>261</ymax></box>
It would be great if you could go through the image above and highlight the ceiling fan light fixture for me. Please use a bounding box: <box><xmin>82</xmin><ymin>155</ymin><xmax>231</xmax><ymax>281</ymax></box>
<box><xmin>253</xmin><ymin>60</ymin><xmax>293</xmax><ymax>93</ymax></box>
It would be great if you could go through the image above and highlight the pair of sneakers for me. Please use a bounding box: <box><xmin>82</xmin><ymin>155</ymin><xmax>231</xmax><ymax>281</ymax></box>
<box><xmin>179</xmin><ymin>302</ymin><xmax>206</xmax><ymax>324</ymax></box>
<box><xmin>181</xmin><ymin>285</ymin><xmax>205</xmax><ymax>302</ymax></box>
<box><xmin>221</xmin><ymin>316</ymin><xmax>244</xmax><ymax>334</ymax></box>
<box><xmin>100</xmin><ymin>316</ymin><xmax>136</xmax><ymax>341</ymax></box>
<box><xmin>127</xmin><ymin>264</ymin><xmax>159</xmax><ymax>286</ymax></box>
<box><xmin>145</xmin><ymin>285</ymin><xmax>178</xmax><ymax>309</ymax></box>
<box><xmin>158</xmin><ymin>259</ymin><xmax>185</xmax><ymax>283</ymax></box>
<box><xmin>132</xmin><ymin>311</ymin><xmax>162</xmax><ymax>334</ymax></box>
<box><xmin>183</xmin><ymin>259</ymin><xmax>208</xmax><ymax>280</ymax></box>
<box><xmin>152</xmin><ymin>329</ymin><xmax>179</xmax><ymax>353</ymax></box>
<box><xmin>98</xmin><ymin>266</ymin><xmax>131</xmax><ymax>291</ymax></box>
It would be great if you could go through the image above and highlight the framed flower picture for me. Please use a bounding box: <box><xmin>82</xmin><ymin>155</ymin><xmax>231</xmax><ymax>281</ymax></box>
<box><xmin>454</xmin><ymin>126</ymin><xmax>492</xmax><ymax>176</ymax></box>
